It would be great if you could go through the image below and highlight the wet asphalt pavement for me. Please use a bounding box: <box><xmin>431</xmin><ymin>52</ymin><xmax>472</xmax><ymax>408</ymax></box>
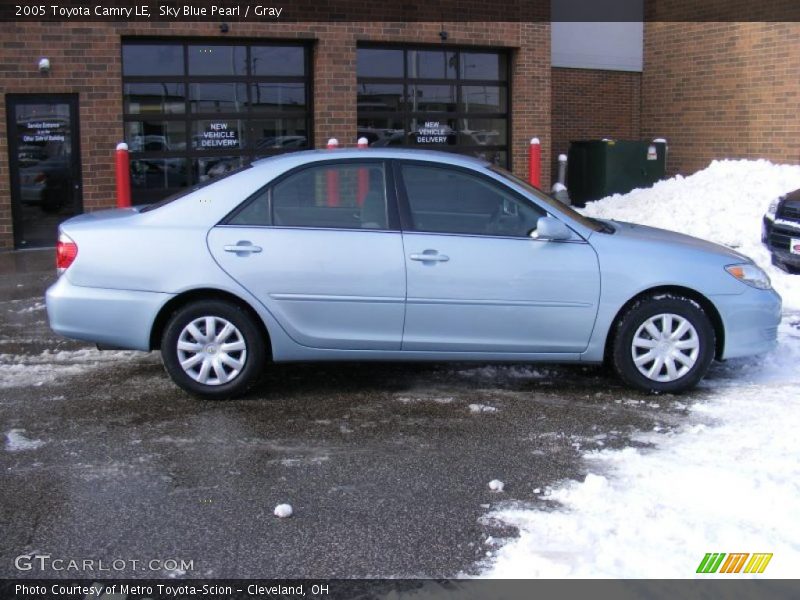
<box><xmin>0</xmin><ymin>250</ymin><xmax>705</xmax><ymax>578</ymax></box>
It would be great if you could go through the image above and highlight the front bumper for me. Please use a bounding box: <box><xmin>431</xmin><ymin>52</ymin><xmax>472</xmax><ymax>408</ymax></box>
<box><xmin>763</xmin><ymin>216</ymin><xmax>800</xmax><ymax>268</ymax></box>
<box><xmin>45</xmin><ymin>276</ymin><xmax>174</xmax><ymax>351</ymax></box>
<box><xmin>714</xmin><ymin>286</ymin><xmax>782</xmax><ymax>360</ymax></box>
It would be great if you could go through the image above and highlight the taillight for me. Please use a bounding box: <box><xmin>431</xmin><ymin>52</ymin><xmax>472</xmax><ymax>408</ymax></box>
<box><xmin>56</xmin><ymin>232</ymin><xmax>78</xmax><ymax>275</ymax></box>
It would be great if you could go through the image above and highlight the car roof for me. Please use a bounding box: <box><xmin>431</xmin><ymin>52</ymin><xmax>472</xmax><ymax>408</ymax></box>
<box><xmin>250</xmin><ymin>148</ymin><xmax>490</xmax><ymax>171</ymax></box>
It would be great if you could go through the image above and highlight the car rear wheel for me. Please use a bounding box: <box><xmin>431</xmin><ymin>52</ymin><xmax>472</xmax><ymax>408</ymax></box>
<box><xmin>612</xmin><ymin>294</ymin><xmax>715</xmax><ymax>393</ymax></box>
<box><xmin>161</xmin><ymin>300</ymin><xmax>266</xmax><ymax>399</ymax></box>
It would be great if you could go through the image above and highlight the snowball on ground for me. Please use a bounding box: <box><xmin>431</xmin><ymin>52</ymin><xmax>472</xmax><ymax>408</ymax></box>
<box><xmin>488</xmin><ymin>479</ymin><xmax>505</xmax><ymax>492</ymax></box>
<box><xmin>274</xmin><ymin>504</ymin><xmax>293</xmax><ymax>518</ymax></box>
<box><xmin>5</xmin><ymin>429</ymin><xmax>45</xmax><ymax>452</ymax></box>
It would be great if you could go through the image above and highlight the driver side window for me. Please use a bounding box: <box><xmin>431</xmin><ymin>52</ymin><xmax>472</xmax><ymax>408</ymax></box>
<box><xmin>400</xmin><ymin>163</ymin><xmax>543</xmax><ymax>237</ymax></box>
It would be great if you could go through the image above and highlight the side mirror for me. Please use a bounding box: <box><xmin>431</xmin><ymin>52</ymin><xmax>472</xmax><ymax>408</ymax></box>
<box><xmin>532</xmin><ymin>216</ymin><xmax>572</xmax><ymax>241</ymax></box>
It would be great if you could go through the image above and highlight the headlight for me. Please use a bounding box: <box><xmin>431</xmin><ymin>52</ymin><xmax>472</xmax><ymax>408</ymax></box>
<box><xmin>725</xmin><ymin>263</ymin><xmax>772</xmax><ymax>290</ymax></box>
<box><xmin>766</xmin><ymin>199</ymin><xmax>779</xmax><ymax>218</ymax></box>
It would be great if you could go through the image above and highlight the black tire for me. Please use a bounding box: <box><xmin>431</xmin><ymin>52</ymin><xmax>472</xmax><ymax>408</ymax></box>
<box><xmin>161</xmin><ymin>300</ymin><xmax>267</xmax><ymax>400</ymax></box>
<box><xmin>611</xmin><ymin>294</ymin><xmax>715</xmax><ymax>394</ymax></box>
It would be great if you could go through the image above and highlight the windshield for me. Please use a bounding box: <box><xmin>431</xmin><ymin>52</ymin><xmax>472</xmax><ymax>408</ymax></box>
<box><xmin>139</xmin><ymin>164</ymin><xmax>253</xmax><ymax>213</ymax></box>
<box><xmin>488</xmin><ymin>165</ymin><xmax>609</xmax><ymax>233</ymax></box>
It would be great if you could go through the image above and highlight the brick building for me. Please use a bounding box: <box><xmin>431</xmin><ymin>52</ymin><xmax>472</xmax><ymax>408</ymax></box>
<box><xmin>0</xmin><ymin>20</ymin><xmax>551</xmax><ymax>249</ymax></box>
<box><xmin>2</xmin><ymin>13</ymin><xmax>799</xmax><ymax>250</ymax></box>
<box><xmin>641</xmin><ymin>21</ymin><xmax>800</xmax><ymax>176</ymax></box>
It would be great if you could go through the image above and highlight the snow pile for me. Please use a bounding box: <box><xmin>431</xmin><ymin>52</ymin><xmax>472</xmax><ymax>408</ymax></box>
<box><xmin>581</xmin><ymin>159</ymin><xmax>800</xmax><ymax>309</ymax></box>
<box><xmin>484</xmin><ymin>370</ymin><xmax>800</xmax><ymax>577</ymax></box>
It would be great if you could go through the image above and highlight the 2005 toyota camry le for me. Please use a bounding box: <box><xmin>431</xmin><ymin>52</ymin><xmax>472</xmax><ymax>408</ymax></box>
<box><xmin>45</xmin><ymin>149</ymin><xmax>782</xmax><ymax>399</ymax></box>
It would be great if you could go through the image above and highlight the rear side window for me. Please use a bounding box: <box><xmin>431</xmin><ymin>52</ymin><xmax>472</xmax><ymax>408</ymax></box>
<box><xmin>271</xmin><ymin>163</ymin><xmax>388</xmax><ymax>229</ymax></box>
<box><xmin>228</xmin><ymin>188</ymin><xmax>270</xmax><ymax>226</ymax></box>
<box><xmin>400</xmin><ymin>163</ymin><xmax>543</xmax><ymax>237</ymax></box>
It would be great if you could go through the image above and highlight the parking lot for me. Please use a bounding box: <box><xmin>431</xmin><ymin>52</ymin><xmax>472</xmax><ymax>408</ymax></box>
<box><xmin>1</xmin><ymin>250</ymin><xmax>709</xmax><ymax>578</ymax></box>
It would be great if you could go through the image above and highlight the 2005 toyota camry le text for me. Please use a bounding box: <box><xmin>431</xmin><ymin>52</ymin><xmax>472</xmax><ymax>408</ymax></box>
<box><xmin>45</xmin><ymin>149</ymin><xmax>782</xmax><ymax>399</ymax></box>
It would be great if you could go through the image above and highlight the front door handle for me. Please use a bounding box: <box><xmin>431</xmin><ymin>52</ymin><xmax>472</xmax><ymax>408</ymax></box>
<box><xmin>410</xmin><ymin>251</ymin><xmax>449</xmax><ymax>263</ymax></box>
<box><xmin>224</xmin><ymin>242</ymin><xmax>262</xmax><ymax>255</ymax></box>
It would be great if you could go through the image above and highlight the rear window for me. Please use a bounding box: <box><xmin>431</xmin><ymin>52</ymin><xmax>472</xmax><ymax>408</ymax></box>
<box><xmin>139</xmin><ymin>163</ymin><xmax>252</xmax><ymax>213</ymax></box>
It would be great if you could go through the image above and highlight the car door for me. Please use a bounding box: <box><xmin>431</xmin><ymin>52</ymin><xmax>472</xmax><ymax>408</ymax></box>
<box><xmin>396</xmin><ymin>161</ymin><xmax>600</xmax><ymax>353</ymax></box>
<box><xmin>207</xmin><ymin>160</ymin><xmax>406</xmax><ymax>350</ymax></box>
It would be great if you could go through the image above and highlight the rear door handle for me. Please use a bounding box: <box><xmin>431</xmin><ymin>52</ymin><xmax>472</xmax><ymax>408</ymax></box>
<box><xmin>224</xmin><ymin>242</ymin><xmax>262</xmax><ymax>254</ymax></box>
<box><xmin>410</xmin><ymin>251</ymin><xmax>449</xmax><ymax>262</ymax></box>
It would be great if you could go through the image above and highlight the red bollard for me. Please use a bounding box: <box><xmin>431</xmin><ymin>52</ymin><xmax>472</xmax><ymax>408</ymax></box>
<box><xmin>115</xmin><ymin>142</ymin><xmax>131</xmax><ymax>208</ymax></box>
<box><xmin>528</xmin><ymin>137</ymin><xmax>541</xmax><ymax>189</ymax></box>
<box><xmin>357</xmin><ymin>136</ymin><xmax>369</xmax><ymax>206</ymax></box>
<box><xmin>326</xmin><ymin>138</ymin><xmax>340</xmax><ymax>207</ymax></box>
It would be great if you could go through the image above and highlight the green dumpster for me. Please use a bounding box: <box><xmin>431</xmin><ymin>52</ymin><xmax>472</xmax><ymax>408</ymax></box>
<box><xmin>566</xmin><ymin>140</ymin><xmax>666</xmax><ymax>206</ymax></box>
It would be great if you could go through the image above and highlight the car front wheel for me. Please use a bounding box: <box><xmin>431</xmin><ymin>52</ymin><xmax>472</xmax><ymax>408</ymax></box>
<box><xmin>161</xmin><ymin>300</ymin><xmax>266</xmax><ymax>399</ymax></box>
<box><xmin>612</xmin><ymin>294</ymin><xmax>716</xmax><ymax>393</ymax></box>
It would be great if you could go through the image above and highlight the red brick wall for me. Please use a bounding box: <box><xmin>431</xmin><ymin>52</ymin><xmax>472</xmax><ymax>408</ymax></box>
<box><xmin>642</xmin><ymin>22</ymin><xmax>800</xmax><ymax>177</ymax></box>
<box><xmin>0</xmin><ymin>21</ymin><xmax>550</xmax><ymax>249</ymax></box>
<box><xmin>550</xmin><ymin>67</ymin><xmax>641</xmax><ymax>183</ymax></box>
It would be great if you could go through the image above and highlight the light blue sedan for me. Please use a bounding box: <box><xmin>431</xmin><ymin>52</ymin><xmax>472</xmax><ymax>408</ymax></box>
<box><xmin>46</xmin><ymin>149</ymin><xmax>781</xmax><ymax>399</ymax></box>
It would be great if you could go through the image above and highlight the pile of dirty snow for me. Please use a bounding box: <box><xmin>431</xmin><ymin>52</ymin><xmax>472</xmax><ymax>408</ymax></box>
<box><xmin>580</xmin><ymin>159</ymin><xmax>800</xmax><ymax>309</ymax></box>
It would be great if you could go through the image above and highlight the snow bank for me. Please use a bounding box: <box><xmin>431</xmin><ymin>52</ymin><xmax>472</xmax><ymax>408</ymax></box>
<box><xmin>581</xmin><ymin>159</ymin><xmax>800</xmax><ymax>309</ymax></box>
<box><xmin>483</xmin><ymin>367</ymin><xmax>800</xmax><ymax>577</ymax></box>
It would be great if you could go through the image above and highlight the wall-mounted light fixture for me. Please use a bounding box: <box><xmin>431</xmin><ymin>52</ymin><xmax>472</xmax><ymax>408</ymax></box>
<box><xmin>38</xmin><ymin>57</ymin><xmax>50</xmax><ymax>73</ymax></box>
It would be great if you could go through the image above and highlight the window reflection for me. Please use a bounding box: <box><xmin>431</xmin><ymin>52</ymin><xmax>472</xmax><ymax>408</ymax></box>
<box><xmin>357</xmin><ymin>83</ymin><xmax>404</xmax><ymax>112</ymax></box>
<box><xmin>250</xmin><ymin>83</ymin><xmax>306</xmax><ymax>112</ymax></box>
<box><xmin>122</xmin><ymin>42</ymin><xmax>311</xmax><ymax>203</ymax></box>
<box><xmin>124</xmin><ymin>83</ymin><xmax>185</xmax><ymax>115</ymax></box>
<box><xmin>251</xmin><ymin>118</ymin><xmax>308</xmax><ymax>151</ymax></box>
<box><xmin>357</xmin><ymin>48</ymin><xmax>403</xmax><ymax>77</ymax></box>
<box><xmin>357</xmin><ymin>46</ymin><xmax>509</xmax><ymax>166</ymax></box>
<box><xmin>408</xmin><ymin>50</ymin><xmax>456</xmax><ymax>79</ymax></box>
<box><xmin>251</xmin><ymin>46</ymin><xmax>305</xmax><ymax>76</ymax></box>
<box><xmin>189</xmin><ymin>83</ymin><xmax>247</xmax><ymax>113</ymax></box>
<box><xmin>122</xmin><ymin>45</ymin><xmax>183</xmax><ymax>76</ymax></box>
<box><xmin>460</xmin><ymin>53</ymin><xmax>507</xmax><ymax>80</ymax></box>
<box><xmin>193</xmin><ymin>156</ymin><xmax>244</xmax><ymax>183</ymax></box>
<box><xmin>125</xmin><ymin>121</ymin><xmax>186</xmax><ymax>152</ymax></box>
<box><xmin>188</xmin><ymin>45</ymin><xmax>247</xmax><ymax>76</ymax></box>
<box><xmin>461</xmin><ymin>86</ymin><xmax>506</xmax><ymax>113</ymax></box>
<box><xmin>407</xmin><ymin>85</ymin><xmax>456</xmax><ymax>112</ymax></box>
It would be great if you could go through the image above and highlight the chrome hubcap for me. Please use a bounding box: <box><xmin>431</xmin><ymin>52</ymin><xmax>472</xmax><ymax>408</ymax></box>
<box><xmin>631</xmin><ymin>313</ymin><xmax>699</xmax><ymax>383</ymax></box>
<box><xmin>177</xmin><ymin>316</ymin><xmax>247</xmax><ymax>386</ymax></box>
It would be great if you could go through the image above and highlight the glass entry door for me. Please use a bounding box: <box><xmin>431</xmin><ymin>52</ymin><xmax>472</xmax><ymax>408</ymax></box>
<box><xmin>6</xmin><ymin>94</ymin><xmax>82</xmax><ymax>248</ymax></box>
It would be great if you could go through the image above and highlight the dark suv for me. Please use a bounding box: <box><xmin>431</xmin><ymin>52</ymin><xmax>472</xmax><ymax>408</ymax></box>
<box><xmin>763</xmin><ymin>188</ymin><xmax>800</xmax><ymax>273</ymax></box>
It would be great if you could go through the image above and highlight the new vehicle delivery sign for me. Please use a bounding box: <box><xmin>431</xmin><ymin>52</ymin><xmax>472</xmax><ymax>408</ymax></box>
<box><xmin>200</xmin><ymin>122</ymin><xmax>239</xmax><ymax>149</ymax></box>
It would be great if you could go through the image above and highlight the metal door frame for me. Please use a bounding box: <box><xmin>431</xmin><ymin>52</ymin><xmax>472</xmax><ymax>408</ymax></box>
<box><xmin>6</xmin><ymin>93</ymin><xmax>82</xmax><ymax>248</ymax></box>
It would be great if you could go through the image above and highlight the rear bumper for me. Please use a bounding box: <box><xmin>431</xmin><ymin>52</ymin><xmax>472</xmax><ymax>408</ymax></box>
<box><xmin>45</xmin><ymin>276</ymin><xmax>173</xmax><ymax>351</ymax></box>
<box><xmin>714</xmin><ymin>286</ymin><xmax>782</xmax><ymax>360</ymax></box>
